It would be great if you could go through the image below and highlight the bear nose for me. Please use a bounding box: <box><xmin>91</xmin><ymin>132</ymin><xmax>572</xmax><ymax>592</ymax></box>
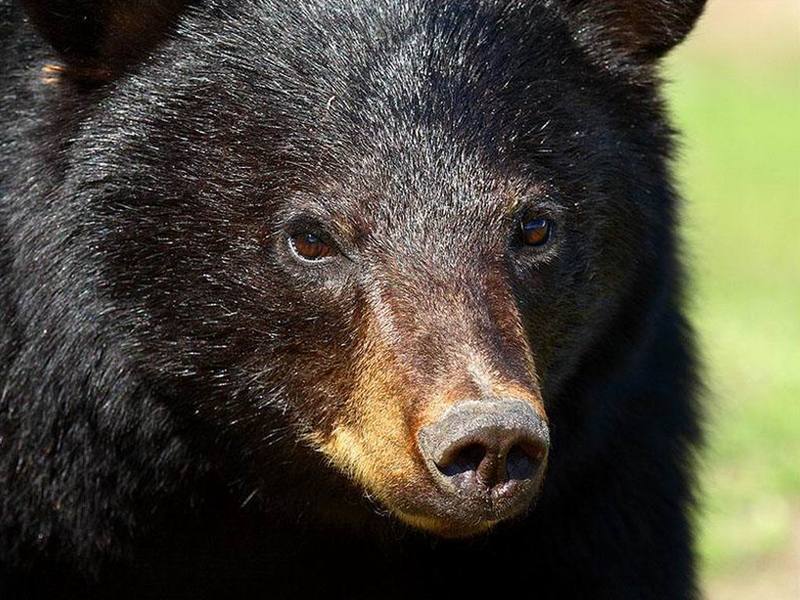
<box><xmin>418</xmin><ymin>399</ymin><xmax>549</xmax><ymax>504</ymax></box>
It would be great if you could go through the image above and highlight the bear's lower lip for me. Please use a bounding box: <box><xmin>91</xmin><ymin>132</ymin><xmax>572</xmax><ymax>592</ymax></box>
<box><xmin>392</xmin><ymin>508</ymin><xmax>497</xmax><ymax>538</ymax></box>
<box><xmin>390</xmin><ymin>480</ymin><xmax>539</xmax><ymax>538</ymax></box>
<box><xmin>392</xmin><ymin>506</ymin><xmax>512</xmax><ymax>539</ymax></box>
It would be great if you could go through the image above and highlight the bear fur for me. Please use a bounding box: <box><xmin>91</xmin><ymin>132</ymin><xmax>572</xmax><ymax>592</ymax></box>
<box><xmin>1</xmin><ymin>1</ymin><xmax>705</xmax><ymax>598</ymax></box>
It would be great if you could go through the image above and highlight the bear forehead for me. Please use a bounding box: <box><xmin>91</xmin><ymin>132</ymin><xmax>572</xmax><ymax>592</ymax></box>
<box><xmin>177</xmin><ymin>1</ymin><xmax>588</xmax><ymax>135</ymax></box>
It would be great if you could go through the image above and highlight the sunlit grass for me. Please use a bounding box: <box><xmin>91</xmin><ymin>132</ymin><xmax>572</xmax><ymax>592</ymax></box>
<box><xmin>665</xmin><ymin>43</ymin><xmax>800</xmax><ymax>576</ymax></box>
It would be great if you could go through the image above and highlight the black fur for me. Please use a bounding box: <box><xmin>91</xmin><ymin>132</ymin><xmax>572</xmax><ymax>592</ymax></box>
<box><xmin>1</xmin><ymin>1</ymin><xmax>705</xmax><ymax>598</ymax></box>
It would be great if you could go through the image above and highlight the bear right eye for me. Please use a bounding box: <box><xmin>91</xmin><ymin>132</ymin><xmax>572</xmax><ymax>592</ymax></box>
<box><xmin>289</xmin><ymin>232</ymin><xmax>337</xmax><ymax>262</ymax></box>
<box><xmin>520</xmin><ymin>218</ymin><xmax>553</xmax><ymax>247</ymax></box>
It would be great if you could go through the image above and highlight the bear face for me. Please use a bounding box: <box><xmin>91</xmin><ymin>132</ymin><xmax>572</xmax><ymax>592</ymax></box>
<box><xmin>4</xmin><ymin>0</ymin><xmax>705</xmax><ymax>546</ymax></box>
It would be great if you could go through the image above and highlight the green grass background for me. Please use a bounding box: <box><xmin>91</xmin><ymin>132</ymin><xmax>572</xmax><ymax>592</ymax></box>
<box><xmin>664</xmin><ymin>1</ymin><xmax>799</xmax><ymax>594</ymax></box>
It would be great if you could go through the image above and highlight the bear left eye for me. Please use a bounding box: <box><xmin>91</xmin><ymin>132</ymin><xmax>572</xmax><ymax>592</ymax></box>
<box><xmin>520</xmin><ymin>218</ymin><xmax>552</xmax><ymax>247</ymax></box>
<box><xmin>289</xmin><ymin>232</ymin><xmax>337</xmax><ymax>261</ymax></box>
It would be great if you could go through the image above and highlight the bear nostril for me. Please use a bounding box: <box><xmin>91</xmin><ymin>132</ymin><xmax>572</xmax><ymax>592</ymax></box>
<box><xmin>437</xmin><ymin>442</ymin><xmax>486</xmax><ymax>478</ymax></box>
<box><xmin>505</xmin><ymin>443</ymin><xmax>540</xmax><ymax>481</ymax></box>
<box><xmin>436</xmin><ymin>439</ymin><xmax>543</xmax><ymax>489</ymax></box>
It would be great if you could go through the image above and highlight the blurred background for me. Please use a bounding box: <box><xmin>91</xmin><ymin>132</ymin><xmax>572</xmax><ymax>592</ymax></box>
<box><xmin>664</xmin><ymin>1</ymin><xmax>799</xmax><ymax>598</ymax></box>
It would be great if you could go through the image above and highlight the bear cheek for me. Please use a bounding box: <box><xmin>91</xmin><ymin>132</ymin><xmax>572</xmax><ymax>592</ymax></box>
<box><xmin>303</xmin><ymin>327</ymin><xmax>430</xmax><ymax>516</ymax></box>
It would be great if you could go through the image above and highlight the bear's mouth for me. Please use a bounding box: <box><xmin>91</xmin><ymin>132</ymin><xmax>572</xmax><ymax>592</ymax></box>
<box><xmin>390</xmin><ymin>473</ymin><xmax>545</xmax><ymax>538</ymax></box>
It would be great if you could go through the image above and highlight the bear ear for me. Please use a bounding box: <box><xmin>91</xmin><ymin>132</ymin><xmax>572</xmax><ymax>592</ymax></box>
<box><xmin>21</xmin><ymin>0</ymin><xmax>188</xmax><ymax>81</ymax></box>
<box><xmin>555</xmin><ymin>0</ymin><xmax>707</xmax><ymax>65</ymax></box>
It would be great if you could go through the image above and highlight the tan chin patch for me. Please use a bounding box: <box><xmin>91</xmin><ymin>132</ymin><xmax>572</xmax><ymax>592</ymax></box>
<box><xmin>393</xmin><ymin>510</ymin><xmax>496</xmax><ymax>538</ymax></box>
<box><xmin>311</xmin><ymin>326</ymin><xmax>423</xmax><ymax>514</ymax></box>
<box><xmin>318</xmin><ymin>421</ymin><xmax>415</xmax><ymax>506</ymax></box>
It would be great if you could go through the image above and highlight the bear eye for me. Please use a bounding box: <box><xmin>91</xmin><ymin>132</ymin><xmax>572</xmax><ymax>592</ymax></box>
<box><xmin>289</xmin><ymin>232</ymin><xmax>336</xmax><ymax>261</ymax></box>
<box><xmin>520</xmin><ymin>218</ymin><xmax>552</xmax><ymax>247</ymax></box>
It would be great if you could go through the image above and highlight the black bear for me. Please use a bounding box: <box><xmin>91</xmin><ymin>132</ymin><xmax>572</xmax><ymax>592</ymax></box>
<box><xmin>0</xmin><ymin>0</ymin><xmax>706</xmax><ymax>598</ymax></box>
